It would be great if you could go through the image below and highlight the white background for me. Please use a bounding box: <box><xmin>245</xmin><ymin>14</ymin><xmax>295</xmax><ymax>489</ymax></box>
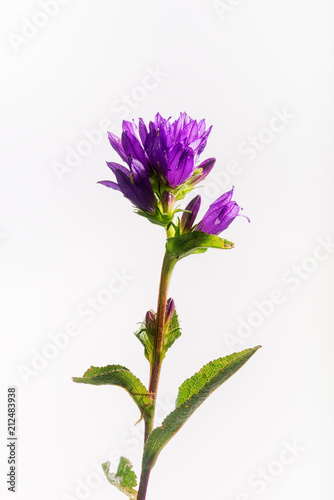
<box><xmin>1</xmin><ymin>1</ymin><xmax>334</xmax><ymax>499</ymax></box>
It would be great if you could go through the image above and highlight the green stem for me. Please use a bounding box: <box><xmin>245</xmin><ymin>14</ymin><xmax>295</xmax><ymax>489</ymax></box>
<box><xmin>138</xmin><ymin>250</ymin><xmax>176</xmax><ymax>499</ymax></box>
<box><xmin>148</xmin><ymin>251</ymin><xmax>176</xmax><ymax>429</ymax></box>
<box><xmin>137</xmin><ymin>465</ymin><xmax>151</xmax><ymax>500</ymax></box>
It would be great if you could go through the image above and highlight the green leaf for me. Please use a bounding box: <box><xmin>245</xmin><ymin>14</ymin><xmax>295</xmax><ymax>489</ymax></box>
<box><xmin>102</xmin><ymin>457</ymin><xmax>137</xmax><ymax>499</ymax></box>
<box><xmin>135</xmin><ymin>308</ymin><xmax>182</xmax><ymax>363</ymax></box>
<box><xmin>166</xmin><ymin>231</ymin><xmax>234</xmax><ymax>260</ymax></box>
<box><xmin>142</xmin><ymin>346</ymin><xmax>261</xmax><ymax>469</ymax></box>
<box><xmin>135</xmin><ymin>322</ymin><xmax>154</xmax><ymax>364</ymax></box>
<box><xmin>162</xmin><ymin>309</ymin><xmax>182</xmax><ymax>356</ymax></box>
<box><xmin>73</xmin><ymin>365</ymin><xmax>152</xmax><ymax>418</ymax></box>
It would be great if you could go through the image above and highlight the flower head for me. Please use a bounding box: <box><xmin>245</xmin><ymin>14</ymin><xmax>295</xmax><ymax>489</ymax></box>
<box><xmin>99</xmin><ymin>113</ymin><xmax>248</xmax><ymax>239</ymax></box>
<box><xmin>100</xmin><ymin>113</ymin><xmax>213</xmax><ymax>215</ymax></box>
<box><xmin>123</xmin><ymin>112</ymin><xmax>213</xmax><ymax>188</ymax></box>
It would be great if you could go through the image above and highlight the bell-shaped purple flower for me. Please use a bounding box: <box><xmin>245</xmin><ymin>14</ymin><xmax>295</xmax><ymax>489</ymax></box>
<box><xmin>197</xmin><ymin>188</ymin><xmax>246</xmax><ymax>235</ymax></box>
<box><xmin>98</xmin><ymin>158</ymin><xmax>155</xmax><ymax>213</ymax></box>
<box><xmin>180</xmin><ymin>195</ymin><xmax>201</xmax><ymax>234</ymax></box>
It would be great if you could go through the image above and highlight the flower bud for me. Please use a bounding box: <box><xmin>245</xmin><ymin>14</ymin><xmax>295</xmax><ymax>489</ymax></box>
<box><xmin>161</xmin><ymin>191</ymin><xmax>175</xmax><ymax>215</ymax></box>
<box><xmin>180</xmin><ymin>195</ymin><xmax>201</xmax><ymax>234</ymax></box>
<box><xmin>165</xmin><ymin>298</ymin><xmax>175</xmax><ymax>325</ymax></box>
<box><xmin>189</xmin><ymin>158</ymin><xmax>216</xmax><ymax>186</ymax></box>
<box><xmin>145</xmin><ymin>310</ymin><xmax>156</xmax><ymax>332</ymax></box>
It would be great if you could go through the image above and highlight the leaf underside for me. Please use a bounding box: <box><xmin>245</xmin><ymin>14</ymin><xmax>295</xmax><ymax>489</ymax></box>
<box><xmin>142</xmin><ymin>346</ymin><xmax>261</xmax><ymax>469</ymax></box>
<box><xmin>166</xmin><ymin>231</ymin><xmax>234</xmax><ymax>260</ymax></box>
<box><xmin>135</xmin><ymin>323</ymin><xmax>154</xmax><ymax>363</ymax></box>
<box><xmin>102</xmin><ymin>457</ymin><xmax>137</xmax><ymax>499</ymax></box>
<box><xmin>163</xmin><ymin>309</ymin><xmax>182</xmax><ymax>355</ymax></box>
<box><xmin>73</xmin><ymin>365</ymin><xmax>152</xmax><ymax>417</ymax></box>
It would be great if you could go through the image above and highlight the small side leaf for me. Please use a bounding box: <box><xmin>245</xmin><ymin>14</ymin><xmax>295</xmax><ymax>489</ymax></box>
<box><xmin>166</xmin><ymin>231</ymin><xmax>234</xmax><ymax>260</ymax></box>
<box><xmin>135</xmin><ymin>322</ymin><xmax>154</xmax><ymax>364</ymax></box>
<box><xmin>162</xmin><ymin>309</ymin><xmax>182</xmax><ymax>356</ymax></box>
<box><xmin>135</xmin><ymin>308</ymin><xmax>182</xmax><ymax>363</ymax></box>
<box><xmin>142</xmin><ymin>346</ymin><xmax>261</xmax><ymax>469</ymax></box>
<box><xmin>102</xmin><ymin>457</ymin><xmax>137</xmax><ymax>499</ymax></box>
<box><xmin>73</xmin><ymin>365</ymin><xmax>152</xmax><ymax>417</ymax></box>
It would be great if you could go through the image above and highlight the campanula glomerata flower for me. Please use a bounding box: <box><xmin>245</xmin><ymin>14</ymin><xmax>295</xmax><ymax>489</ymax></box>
<box><xmin>99</xmin><ymin>113</ymin><xmax>214</xmax><ymax>215</ymax></box>
<box><xmin>180</xmin><ymin>188</ymin><xmax>248</xmax><ymax>236</ymax></box>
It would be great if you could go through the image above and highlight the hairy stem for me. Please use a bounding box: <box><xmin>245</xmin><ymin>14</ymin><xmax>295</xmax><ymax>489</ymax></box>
<box><xmin>149</xmin><ymin>251</ymin><xmax>176</xmax><ymax>428</ymax></box>
<box><xmin>138</xmin><ymin>250</ymin><xmax>176</xmax><ymax>499</ymax></box>
<box><xmin>137</xmin><ymin>465</ymin><xmax>152</xmax><ymax>500</ymax></box>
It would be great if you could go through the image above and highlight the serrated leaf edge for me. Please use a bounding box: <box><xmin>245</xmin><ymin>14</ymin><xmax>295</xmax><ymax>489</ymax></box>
<box><xmin>102</xmin><ymin>460</ymin><xmax>137</xmax><ymax>500</ymax></box>
<box><xmin>73</xmin><ymin>366</ymin><xmax>152</xmax><ymax>417</ymax></box>
<box><xmin>143</xmin><ymin>346</ymin><xmax>261</xmax><ymax>468</ymax></box>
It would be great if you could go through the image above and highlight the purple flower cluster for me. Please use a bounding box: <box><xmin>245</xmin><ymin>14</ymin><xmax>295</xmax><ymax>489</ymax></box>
<box><xmin>99</xmin><ymin>112</ymin><xmax>214</xmax><ymax>212</ymax></box>
<box><xmin>100</xmin><ymin>112</ymin><xmax>248</xmax><ymax>236</ymax></box>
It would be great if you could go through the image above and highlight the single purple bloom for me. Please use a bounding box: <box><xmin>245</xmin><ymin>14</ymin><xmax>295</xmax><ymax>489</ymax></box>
<box><xmin>98</xmin><ymin>158</ymin><xmax>155</xmax><ymax>213</ymax></box>
<box><xmin>197</xmin><ymin>188</ymin><xmax>248</xmax><ymax>235</ymax></box>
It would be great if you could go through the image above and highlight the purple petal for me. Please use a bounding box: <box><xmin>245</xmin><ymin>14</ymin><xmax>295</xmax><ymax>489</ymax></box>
<box><xmin>210</xmin><ymin>188</ymin><xmax>234</xmax><ymax>208</ymax></box>
<box><xmin>138</xmin><ymin>118</ymin><xmax>148</xmax><ymax>146</ymax></box>
<box><xmin>167</xmin><ymin>143</ymin><xmax>183</xmax><ymax>175</ymax></box>
<box><xmin>179</xmin><ymin>120</ymin><xmax>198</xmax><ymax>144</ymax></box>
<box><xmin>106</xmin><ymin>161</ymin><xmax>130</xmax><ymax>176</ymax></box>
<box><xmin>171</xmin><ymin>112</ymin><xmax>187</xmax><ymax>141</ymax></box>
<box><xmin>196</xmin><ymin>125</ymin><xmax>213</xmax><ymax>156</ymax></box>
<box><xmin>196</xmin><ymin>187</ymin><xmax>243</xmax><ymax>235</ymax></box>
<box><xmin>168</xmin><ymin>148</ymin><xmax>195</xmax><ymax>188</ymax></box>
<box><xmin>198</xmin><ymin>201</ymin><xmax>240</xmax><ymax>235</ymax></box>
<box><xmin>198</xmin><ymin>119</ymin><xmax>206</xmax><ymax>135</ymax></box>
<box><xmin>114</xmin><ymin>167</ymin><xmax>154</xmax><ymax>213</ymax></box>
<box><xmin>108</xmin><ymin>131</ymin><xmax>128</xmax><ymax>163</ymax></box>
<box><xmin>144</xmin><ymin>128</ymin><xmax>168</xmax><ymax>176</ymax></box>
<box><xmin>160</xmin><ymin>121</ymin><xmax>173</xmax><ymax>150</ymax></box>
<box><xmin>154</xmin><ymin>112</ymin><xmax>164</xmax><ymax>127</ymax></box>
<box><xmin>122</xmin><ymin>120</ymin><xmax>136</xmax><ymax>136</ymax></box>
<box><xmin>121</xmin><ymin>131</ymin><xmax>149</xmax><ymax>170</ymax></box>
<box><xmin>98</xmin><ymin>180</ymin><xmax>120</xmax><ymax>191</ymax></box>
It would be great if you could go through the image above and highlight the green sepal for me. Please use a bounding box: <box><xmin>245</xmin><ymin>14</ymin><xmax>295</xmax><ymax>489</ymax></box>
<box><xmin>166</xmin><ymin>231</ymin><xmax>234</xmax><ymax>260</ymax></box>
<box><xmin>102</xmin><ymin>457</ymin><xmax>137</xmax><ymax>499</ymax></box>
<box><xmin>142</xmin><ymin>346</ymin><xmax>261</xmax><ymax>470</ymax></box>
<box><xmin>73</xmin><ymin>365</ymin><xmax>153</xmax><ymax>418</ymax></box>
<box><xmin>136</xmin><ymin>208</ymin><xmax>174</xmax><ymax>228</ymax></box>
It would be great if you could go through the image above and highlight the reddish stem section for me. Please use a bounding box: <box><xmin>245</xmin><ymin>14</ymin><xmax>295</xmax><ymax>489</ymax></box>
<box><xmin>138</xmin><ymin>251</ymin><xmax>176</xmax><ymax>499</ymax></box>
